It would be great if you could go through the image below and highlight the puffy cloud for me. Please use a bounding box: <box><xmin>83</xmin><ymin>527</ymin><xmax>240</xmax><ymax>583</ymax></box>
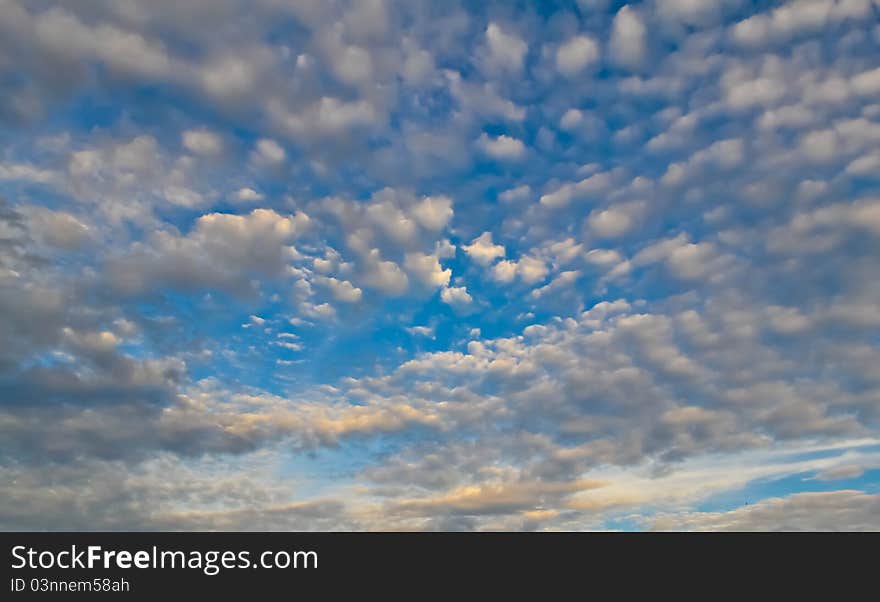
<box><xmin>540</xmin><ymin>171</ymin><xmax>612</xmax><ymax>208</ymax></box>
<box><xmin>107</xmin><ymin>209</ymin><xmax>310</xmax><ymax>295</ymax></box>
<box><xmin>609</xmin><ymin>6</ymin><xmax>647</xmax><ymax>69</ymax></box>
<box><xmin>499</xmin><ymin>185</ymin><xmax>531</xmax><ymax>203</ymax></box>
<box><xmin>492</xmin><ymin>255</ymin><xmax>548</xmax><ymax>284</ymax></box>
<box><xmin>411</xmin><ymin>195</ymin><xmax>453</xmax><ymax>231</ymax></box>
<box><xmin>32</xmin><ymin>7</ymin><xmax>174</xmax><ymax>80</ymax></box>
<box><xmin>731</xmin><ymin>0</ymin><xmax>874</xmax><ymax>47</ymax></box>
<box><xmin>234</xmin><ymin>187</ymin><xmax>264</xmax><ymax>202</ymax></box>
<box><xmin>661</xmin><ymin>139</ymin><xmax>745</xmax><ymax>186</ymax></box>
<box><xmin>483</xmin><ymin>23</ymin><xmax>528</xmax><ymax>74</ymax></box>
<box><xmin>851</xmin><ymin>67</ymin><xmax>880</xmax><ymax>97</ymax></box>
<box><xmin>555</xmin><ymin>35</ymin><xmax>600</xmax><ymax>76</ymax></box>
<box><xmin>530</xmin><ymin>270</ymin><xmax>580</xmax><ymax>299</ymax></box>
<box><xmin>252</xmin><ymin>138</ymin><xmax>286</xmax><ymax>165</ymax></box>
<box><xmin>404</xmin><ymin>252</ymin><xmax>452</xmax><ymax>288</ymax></box>
<box><xmin>269</xmin><ymin>97</ymin><xmax>378</xmax><ymax>139</ymax></box>
<box><xmin>0</xmin><ymin>163</ymin><xmax>57</xmax><ymax>184</ymax></box>
<box><xmin>477</xmin><ymin>133</ymin><xmax>526</xmax><ymax>160</ymax></box>
<box><xmin>445</xmin><ymin>71</ymin><xmax>527</xmax><ymax>122</ymax></box>
<box><xmin>658</xmin><ymin>0</ymin><xmax>726</xmax><ymax>26</ymax></box>
<box><xmin>182</xmin><ymin>128</ymin><xmax>223</xmax><ymax>157</ymax></box>
<box><xmin>319</xmin><ymin>277</ymin><xmax>363</xmax><ymax>303</ymax></box>
<box><xmin>463</xmin><ymin>232</ymin><xmax>505</xmax><ymax>266</ymax></box>
<box><xmin>441</xmin><ymin>285</ymin><xmax>473</xmax><ymax>308</ymax></box>
<box><xmin>361</xmin><ymin>251</ymin><xmax>409</xmax><ymax>295</ymax></box>
<box><xmin>630</xmin><ymin>233</ymin><xmax>731</xmax><ymax>282</ymax></box>
<box><xmin>588</xmin><ymin>201</ymin><xmax>646</xmax><ymax>239</ymax></box>
<box><xmin>25</xmin><ymin>207</ymin><xmax>91</xmax><ymax>249</ymax></box>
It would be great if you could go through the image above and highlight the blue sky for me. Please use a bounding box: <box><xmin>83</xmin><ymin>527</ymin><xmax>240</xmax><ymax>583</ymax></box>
<box><xmin>1</xmin><ymin>0</ymin><xmax>880</xmax><ymax>530</ymax></box>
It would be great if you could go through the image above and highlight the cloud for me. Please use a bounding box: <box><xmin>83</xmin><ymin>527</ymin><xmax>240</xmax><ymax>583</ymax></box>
<box><xmin>252</xmin><ymin>138</ymin><xmax>286</xmax><ymax>165</ymax></box>
<box><xmin>445</xmin><ymin>71</ymin><xmax>527</xmax><ymax>122</ymax></box>
<box><xmin>107</xmin><ymin>209</ymin><xmax>310</xmax><ymax>296</ymax></box>
<box><xmin>3</xmin><ymin>0</ymin><xmax>880</xmax><ymax>531</ymax></box>
<box><xmin>556</xmin><ymin>35</ymin><xmax>600</xmax><ymax>76</ymax></box>
<box><xmin>477</xmin><ymin>133</ymin><xmax>526</xmax><ymax>160</ymax></box>
<box><xmin>404</xmin><ymin>252</ymin><xmax>452</xmax><ymax>288</ymax></box>
<box><xmin>609</xmin><ymin>6</ymin><xmax>647</xmax><ymax>70</ymax></box>
<box><xmin>411</xmin><ymin>195</ymin><xmax>453</xmax><ymax>231</ymax></box>
<box><xmin>32</xmin><ymin>7</ymin><xmax>174</xmax><ymax>80</ymax></box>
<box><xmin>234</xmin><ymin>187</ymin><xmax>264</xmax><ymax>202</ymax></box>
<box><xmin>0</xmin><ymin>163</ymin><xmax>57</xmax><ymax>184</ymax></box>
<box><xmin>361</xmin><ymin>251</ymin><xmax>409</xmax><ymax>295</ymax></box>
<box><xmin>319</xmin><ymin>276</ymin><xmax>363</xmax><ymax>303</ymax></box>
<box><xmin>650</xmin><ymin>491</ymin><xmax>880</xmax><ymax>531</ymax></box>
<box><xmin>441</xmin><ymin>285</ymin><xmax>473</xmax><ymax>308</ymax></box>
<box><xmin>731</xmin><ymin>0</ymin><xmax>874</xmax><ymax>48</ymax></box>
<box><xmin>269</xmin><ymin>96</ymin><xmax>379</xmax><ymax>139</ymax></box>
<box><xmin>499</xmin><ymin>185</ymin><xmax>531</xmax><ymax>203</ymax></box>
<box><xmin>25</xmin><ymin>207</ymin><xmax>91</xmax><ymax>249</ymax></box>
<box><xmin>391</xmin><ymin>478</ymin><xmax>603</xmax><ymax>517</ymax></box>
<box><xmin>463</xmin><ymin>232</ymin><xmax>505</xmax><ymax>265</ymax></box>
<box><xmin>182</xmin><ymin>128</ymin><xmax>223</xmax><ymax>157</ymax></box>
<box><xmin>539</xmin><ymin>171</ymin><xmax>612</xmax><ymax>208</ymax></box>
<box><xmin>588</xmin><ymin>200</ymin><xmax>646</xmax><ymax>239</ymax></box>
<box><xmin>492</xmin><ymin>255</ymin><xmax>548</xmax><ymax>284</ymax></box>
<box><xmin>482</xmin><ymin>23</ymin><xmax>528</xmax><ymax>74</ymax></box>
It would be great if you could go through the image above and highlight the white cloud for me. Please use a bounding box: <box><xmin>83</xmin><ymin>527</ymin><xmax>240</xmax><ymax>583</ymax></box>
<box><xmin>588</xmin><ymin>201</ymin><xmax>645</xmax><ymax>239</ymax></box>
<box><xmin>404</xmin><ymin>252</ymin><xmax>452</xmax><ymax>288</ymax></box>
<box><xmin>651</xmin><ymin>490</ymin><xmax>880</xmax><ymax>531</ymax></box>
<box><xmin>107</xmin><ymin>209</ymin><xmax>310</xmax><ymax>295</ymax></box>
<box><xmin>477</xmin><ymin>133</ymin><xmax>526</xmax><ymax>160</ymax></box>
<box><xmin>331</xmin><ymin>44</ymin><xmax>373</xmax><ymax>87</ymax></box>
<box><xmin>630</xmin><ymin>233</ymin><xmax>730</xmax><ymax>282</ymax></box>
<box><xmin>361</xmin><ymin>250</ymin><xmax>409</xmax><ymax>295</ymax></box>
<box><xmin>269</xmin><ymin>97</ymin><xmax>378</xmax><ymax>138</ymax></box>
<box><xmin>26</xmin><ymin>208</ymin><xmax>91</xmax><ymax>249</ymax></box>
<box><xmin>463</xmin><ymin>232</ymin><xmax>505</xmax><ymax>266</ymax></box>
<box><xmin>182</xmin><ymin>128</ymin><xmax>223</xmax><ymax>156</ymax></box>
<box><xmin>499</xmin><ymin>185</ymin><xmax>531</xmax><ymax>203</ymax></box>
<box><xmin>540</xmin><ymin>171</ymin><xmax>612</xmax><ymax>208</ymax></box>
<box><xmin>492</xmin><ymin>255</ymin><xmax>548</xmax><ymax>284</ymax></box>
<box><xmin>445</xmin><ymin>71</ymin><xmax>527</xmax><ymax>122</ymax></box>
<box><xmin>320</xmin><ymin>277</ymin><xmax>363</xmax><ymax>303</ymax></box>
<box><xmin>609</xmin><ymin>6</ymin><xmax>647</xmax><ymax>69</ymax></box>
<box><xmin>846</xmin><ymin>152</ymin><xmax>880</xmax><ymax>176</ymax></box>
<box><xmin>252</xmin><ymin>138</ymin><xmax>286</xmax><ymax>165</ymax></box>
<box><xmin>731</xmin><ymin>0</ymin><xmax>874</xmax><ymax>47</ymax></box>
<box><xmin>658</xmin><ymin>0</ymin><xmax>725</xmax><ymax>26</ymax></box>
<box><xmin>234</xmin><ymin>188</ymin><xmax>264</xmax><ymax>202</ymax></box>
<box><xmin>661</xmin><ymin>138</ymin><xmax>745</xmax><ymax>186</ymax></box>
<box><xmin>441</xmin><ymin>286</ymin><xmax>473</xmax><ymax>308</ymax></box>
<box><xmin>406</xmin><ymin>325</ymin><xmax>435</xmax><ymax>337</ymax></box>
<box><xmin>851</xmin><ymin>67</ymin><xmax>880</xmax><ymax>97</ymax></box>
<box><xmin>483</xmin><ymin>23</ymin><xmax>528</xmax><ymax>74</ymax></box>
<box><xmin>33</xmin><ymin>8</ymin><xmax>173</xmax><ymax>80</ymax></box>
<box><xmin>556</xmin><ymin>35</ymin><xmax>600</xmax><ymax>76</ymax></box>
<box><xmin>530</xmin><ymin>270</ymin><xmax>580</xmax><ymax>298</ymax></box>
<box><xmin>0</xmin><ymin>163</ymin><xmax>57</xmax><ymax>184</ymax></box>
<box><xmin>800</xmin><ymin>129</ymin><xmax>840</xmax><ymax>163</ymax></box>
<box><xmin>411</xmin><ymin>195</ymin><xmax>453</xmax><ymax>231</ymax></box>
<box><xmin>559</xmin><ymin>109</ymin><xmax>583</xmax><ymax>131</ymax></box>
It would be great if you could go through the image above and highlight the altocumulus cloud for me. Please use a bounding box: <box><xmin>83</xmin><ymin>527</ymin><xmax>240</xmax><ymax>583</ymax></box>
<box><xmin>1</xmin><ymin>0</ymin><xmax>880</xmax><ymax>531</ymax></box>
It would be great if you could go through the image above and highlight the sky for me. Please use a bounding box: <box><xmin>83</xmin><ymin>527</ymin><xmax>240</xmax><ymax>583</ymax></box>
<box><xmin>1</xmin><ymin>0</ymin><xmax>880</xmax><ymax>531</ymax></box>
